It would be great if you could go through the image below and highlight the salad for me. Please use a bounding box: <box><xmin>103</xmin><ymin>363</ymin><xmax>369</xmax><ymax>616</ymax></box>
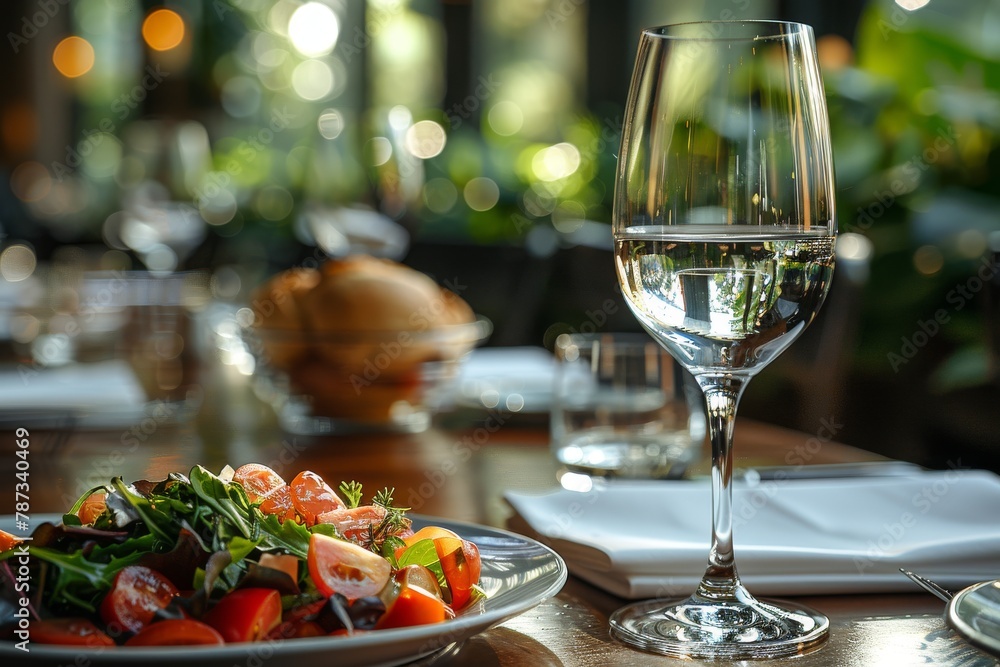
<box><xmin>0</xmin><ymin>464</ymin><xmax>482</xmax><ymax>648</ymax></box>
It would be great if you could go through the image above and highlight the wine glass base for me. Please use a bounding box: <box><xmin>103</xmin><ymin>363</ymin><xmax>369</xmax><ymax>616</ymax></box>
<box><xmin>609</xmin><ymin>595</ymin><xmax>829</xmax><ymax>659</ymax></box>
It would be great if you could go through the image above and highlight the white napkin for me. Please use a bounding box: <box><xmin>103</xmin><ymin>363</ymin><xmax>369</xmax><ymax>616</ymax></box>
<box><xmin>0</xmin><ymin>360</ymin><xmax>147</xmax><ymax>411</ymax></box>
<box><xmin>505</xmin><ymin>470</ymin><xmax>1000</xmax><ymax>598</ymax></box>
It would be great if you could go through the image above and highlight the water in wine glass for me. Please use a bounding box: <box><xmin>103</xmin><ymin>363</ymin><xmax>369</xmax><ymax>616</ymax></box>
<box><xmin>616</xmin><ymin>226</ymin><xmax>834</xmax><ymax>374</ymax></box>
<box><xmin>608</xmin><ymin>19</ymin><xmax>837</xmax><ymax>659</ymax></box>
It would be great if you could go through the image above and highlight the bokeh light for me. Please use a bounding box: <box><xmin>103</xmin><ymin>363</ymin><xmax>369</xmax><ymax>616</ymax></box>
<box><xmin>913</xmin><ymin>245</ymin><xmax>944</xmax><ymax>275</ymax></box>
<box><xmin>255</xmin><ymin>186</ymin><xmax>294</xmax><ymax>221</ymax></box>
<box><xmin>142</xmin><ymin>9</ymin><xmax>186</xmax><ymax>52</ymax></box>
<box><xmin>52</xmin><ymin>36</ymin><xmax>95</xmax><ymax>78</ymax></box>
<box><xmin>405</xmin><ymin>120</ymin><xmax>446</xmax><ymax>159</ymax></box>
<box><xmin>291</xmin><ymin>59</ymin><xmax>333</xmax><ymax>100</ymax></box>
<box><xmin>487</xmin><ymin>101</ymin><xmax>524</xmax><ymax>136</ymax></box>
<box><xmin>288</xmin><ymin>2</ymin><xmax>340</xmax><ymax>57</ymax></box>
<box><xmin>464</xmin><ymin>177</ymin><xmax>500</xmax><ymax>211</ymax></box>
<box><xmin>318</xmin><ymin>109</ymin><xmax>345</xmax><ymax>139</ymax></box>
<box><xmin>221</xmin><ymin>76</ymin><xmax>262</xmax><ymax>117</ymax></box>
<box><xmin>955</xmin><ymin>229</ymin><xmax>987</xmax><ymax>258</ymax></box>
<box><xmin>388</xmin><ymin>105</ymin><xmax>413</xmax><ymax>130</ymax></box>
<box><xmin>895</xmin><ymin>0</ymin><xmax>931</xmax><ymax>9</ymax></box>
<box><xmin>423</xmin><ymin>178</ymin><xmax>458</xmax><ymax>213</ymax></box>
<box><xmin>532</xmin><ymin>143</ymin><xmax>581</xmax><ymax>181</ymax></box>
<box><xmin>367</xmin><ymin>137</ymin><xmax>393</xmax><ymax>166</ymax></box>
<box><xmin>0</xmin><ymin>244</ymin><xmax>38</xmax><ymax>282</ymax></box>
<box><xmin>10</xmin><ymin>162</ymin><xmax>51</xmax><ymax>202</ymax></box>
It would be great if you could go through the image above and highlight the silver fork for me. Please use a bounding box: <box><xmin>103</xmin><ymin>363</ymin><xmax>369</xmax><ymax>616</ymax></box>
<box><xmin>899</xmin><ymin>568</ymin><xmax>954</xmax><ymax>602</ymax></box>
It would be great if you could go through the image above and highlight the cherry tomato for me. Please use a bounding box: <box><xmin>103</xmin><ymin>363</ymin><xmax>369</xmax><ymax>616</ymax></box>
<box><xmin>76</xmin><ymin>492</ymin><xmax>106</xmax><ymax>525</ymax></box>
<box><xmin>124</xmin><ymin>619</ymin><xmax>225</xmax><ymax>646</ymax></box>
<box><xmin>290</xmin><ymin>471</ymin><xmax>345</xmax><ymax>525</ymax></box>
<box><xmin>0</xmin><ymin>529</ymin><xmax>21</xmax><ymax>552</ymax></box>
<box><xmin>32</xmin><ymin>618</ymin><xmax>115</xmax><ymax>647</ymax></box>
<box><xmin>99</xmin><ymin>565</ymin><xmax>179</xmax><ymax>633</ymax></box>
<box><xmin>435</xmin><ymin>537</ymin><xmax>481</xmax><ymax>610</ymax></box>
<box><xmin>233</xmin><ymin>464</ymin><xmax>285</xmax><ymax>503</ymax></box>
<box><xmin>376</xmin><ymin>584</ymin><xmax>447</xmax><ymax>629</ymax></box>
<box><xmin>307</xmin><ymin>533</ymin><xmax>391</xmax><ymax>600</ymax></box>
<box><xmin>202</xmin><ymin>588</ymin><xmax>282</xmax><ymax>643</ymax></box>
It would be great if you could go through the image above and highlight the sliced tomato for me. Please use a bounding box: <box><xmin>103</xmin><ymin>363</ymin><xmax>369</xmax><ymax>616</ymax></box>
<box><xmin>202</xmin><ymin>588</ymin><xmax>282</xmax><ymax>643</ymax></box>
<box><xmin>401</xmin><ymin>525</ymin><xmax>460</xmax><ymax>548</ymax></box>
<box><xmin>307</xmin><ymin>533</ymin><xmax>391</xmax><ymax>600</ymax></box>
<box><xmin>32</xmin><ymin>618</ymin><xmax>115</xmax><ymax>647</ymax></box>
<box><xmin>258</xmin><ymin>484</ymin><xmax>297</xmax><ymax>522</ymax></box>
<box><xmin>99</xmin><ymin>565</ymin><xmax>179</xmax><ymax>633</ymax></box>
<box><xmin>376</xmin><ymin>584</ymin><xmax>447</xmax><ymax>629</ymax></box>
<box><xmin>77</xmin><ymin>492</ymin><xmax>107</xmax><ymax>525</ymax></box>
<box><xmin>435</xmin><ymin>537</ymin><xmax>481</xmax><ymax>609</ymax></box>
<box><xmin>316</xmin><ymin>505</ymin><xmax>387</xmax><ymax>544</ymax></box>
<box><xmin>233</xmin><ymin>463</ymin><xmax>286</xmax><ymax>503</ymax></box>
<box><xmin>0</xmin><ymin>529</ymin><xmax>21</xmax><ymax>553</ymax></box>
<box><xmin>290</xmin><ymin>471</ymin><xmax>345</xmax><ymax>525</ymax></box>
<box><xmin>124</xmin><ymin>619</ymin><xmax>224</xmax><ymax>646</ymax></box>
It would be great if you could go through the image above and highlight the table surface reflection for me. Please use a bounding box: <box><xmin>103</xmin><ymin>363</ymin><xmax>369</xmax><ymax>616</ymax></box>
<box><xmin>3</xmin><ymin>371</ymin><xmax>995</xmax><ymax>667</ymax></box>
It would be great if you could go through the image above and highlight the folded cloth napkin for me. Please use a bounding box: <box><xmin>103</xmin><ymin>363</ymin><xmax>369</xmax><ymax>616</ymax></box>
<box><xmin>505</xmin><ymin>469</ymin><xmax>1000</xmax><ymax>598</ymax></box>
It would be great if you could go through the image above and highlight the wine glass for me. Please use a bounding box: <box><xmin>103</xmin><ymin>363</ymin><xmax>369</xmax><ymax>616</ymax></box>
<box><xmin>609</xmin><ymin>21</ymin><xmax>836</xmax><ymax>658</ymax></box>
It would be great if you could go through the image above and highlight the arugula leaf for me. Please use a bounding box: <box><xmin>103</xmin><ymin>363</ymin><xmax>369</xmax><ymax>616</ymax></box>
<box><xmin>227</xmin><ymin>536</ymin><xmax>258</xmax><ymax>565</ymax></box>
<box><xmin>189</xmin><ymin>466</ymin><xmax>256</xmax><ymax>540</ymax></box>
<box><xmin>256</xmin><ymin>514</ymin><xmax>311</xmax><ymax>559</ymax></box>
<box><xmin>16</xmin><ymin>547</ymin><xmax>144</xmax><ymax>613</ymax></box>
<box><xmin>309</xmin><ymin>523</ymin><xmax>340</xmax><ymax>539</ymax></box>
<box><xmin>109</xmin><ymin>477</ymin><xmax>175</xmax><ymax>544</ymax></box>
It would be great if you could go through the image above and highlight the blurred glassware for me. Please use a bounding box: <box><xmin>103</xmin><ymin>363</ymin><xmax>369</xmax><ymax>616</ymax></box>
<box><xmin>551</xmin><ymin>333</ymin><xmax>704</xmax><ymax>480</ymax></box>
<box><xmin>0</xmin><ymin>265</ymin><xmax>208</xmax><ymax>428</ymax></box>
<box><xmin>299</xmin><ymin>205</ymin><xmax>410</xmax><ymax>260</ymax></box>
<box><xmin>240</xmin><ymin>316</ymin><xmax>492</xmax><ymax>435</ymax></box>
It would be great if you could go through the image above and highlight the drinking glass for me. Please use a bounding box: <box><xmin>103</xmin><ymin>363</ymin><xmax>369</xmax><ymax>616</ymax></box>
<box><xmin>609</xmin><ymin>21</ymin><xmax>836</xmax><ymax>658</ymax></box>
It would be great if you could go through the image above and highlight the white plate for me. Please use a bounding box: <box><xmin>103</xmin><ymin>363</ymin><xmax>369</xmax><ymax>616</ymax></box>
<box><xmin>947</xmin><ymin>579</ymin><xmax>1000</xmax><ymax>658</ymax></box>
<box><xmin>0</xmin><ymin>514</ymin><xmax>567</xmax><ymax>667</ymax></box>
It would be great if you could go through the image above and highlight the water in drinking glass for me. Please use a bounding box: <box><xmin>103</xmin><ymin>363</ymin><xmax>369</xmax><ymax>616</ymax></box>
<box><xmin>551</xmin><ymin>333</ymin><xmax>704</xmax><ymax>479</ymax></box>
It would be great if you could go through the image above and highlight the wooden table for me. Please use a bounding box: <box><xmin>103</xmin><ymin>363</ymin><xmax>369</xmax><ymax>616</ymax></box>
<box><xmin>4</xmin><ymin>374</ymin><xmax>996</xmax><ymax>667</ymax></box>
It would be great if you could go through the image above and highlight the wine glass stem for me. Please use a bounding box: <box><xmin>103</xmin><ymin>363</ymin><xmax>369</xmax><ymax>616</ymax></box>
<box><xmin>696</xmin><ymin>374</ymin><xmax>747</xmax><ymax>601</ymax></box>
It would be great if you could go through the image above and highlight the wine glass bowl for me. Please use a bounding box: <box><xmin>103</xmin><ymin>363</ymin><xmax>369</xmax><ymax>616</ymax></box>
<box><xmin>609</xmin><ymin>21</ymin><xmax>836</xmax><ymax>658</ymax></box>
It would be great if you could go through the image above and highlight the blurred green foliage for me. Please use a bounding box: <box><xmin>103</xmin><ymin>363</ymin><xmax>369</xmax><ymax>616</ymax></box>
<box><xmin>827</xmin><ymin>0</ymin><xmax>1000</xmax><ymax>390</ymax></box>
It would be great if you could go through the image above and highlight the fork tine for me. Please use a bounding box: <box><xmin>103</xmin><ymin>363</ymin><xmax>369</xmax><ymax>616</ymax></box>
<box><xmin>899</xmin><ymin>568</ymin><xmax>954</xmax><ymax>601</ymax></box>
